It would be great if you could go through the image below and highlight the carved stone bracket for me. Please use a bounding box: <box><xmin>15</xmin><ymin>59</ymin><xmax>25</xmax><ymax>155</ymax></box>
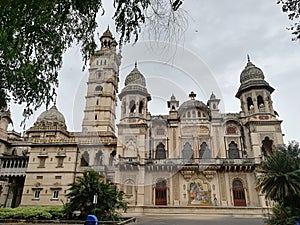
<box><xmin>179</xmin><ymin>165</ymin><xmax>198</xmax><ymax>181</ymax></box>
<box><xmin>202</xmin><ymin>170</ymin><xmax>217</xmax><ymax>181</ymax></box>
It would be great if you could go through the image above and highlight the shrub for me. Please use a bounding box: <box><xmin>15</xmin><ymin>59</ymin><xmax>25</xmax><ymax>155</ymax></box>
<box><xmin>0</xmin><ymin>206</ymin><xmax>65</xmax><ymax>220</ymax></box>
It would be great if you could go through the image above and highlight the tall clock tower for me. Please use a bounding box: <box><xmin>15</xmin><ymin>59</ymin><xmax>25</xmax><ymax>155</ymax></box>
<box><xmin>82</xmin><ymin>27</ymin><xmax>121</xmax><ymax>135</ymax></box>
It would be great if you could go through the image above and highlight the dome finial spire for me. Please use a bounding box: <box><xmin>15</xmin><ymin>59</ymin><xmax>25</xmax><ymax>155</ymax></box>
<box><xmin>247</xmin><ymin>54</ymin><xmax>251</xmax><ymax>63</ymax></box>
<box><xmin>135</xmin><ymin>61</ymin><xmax>137</xmax><ymax>68</ymax></box>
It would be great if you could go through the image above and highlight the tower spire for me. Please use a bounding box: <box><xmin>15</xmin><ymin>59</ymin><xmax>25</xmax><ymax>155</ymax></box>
<box><xmin>247</xmin><ymin>54</ymin><xmax>251</xmax><ymax>63</ymax></box>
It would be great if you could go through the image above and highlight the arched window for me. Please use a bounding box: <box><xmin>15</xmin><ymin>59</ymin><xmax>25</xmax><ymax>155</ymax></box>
<box><xmin>155</xmin><ymin>179</ymin><xmax>167</xmax><ymax>205</ymax></box>
<box><xmin>129</xmin><ymin>100</ymin><xmax>136</xmax><ymax>113</ymax></box>
<box><xmin>192</xmin><ymin>110</ymin><xmax>196</xmax><ymax>118</ymax></box>
<box><xmin>247</xmin><ymin>97</ymin><xmax>254</xmax><ymax>110</ymax></box>
<box><xmin>95</xmin><ymin>114</ymin><xmax>97</xmax><ymax>120</ymax></box>
<box><xmin>95</xmin><ymin>150</ymin><xmax>103</xmax><ymax>166</ymax></box>
<box><xmin>232</xmin><ymin>179</ymin><xmax>246</xmax><ymax>206</ymax></box>
<box><xmin>80</xmin><ymin>151</ymin><xmax>89</xmax><ymax>167</ymax></box>
<box><xmin>182</xmin><ymin>142</ymin><xmax>194</xmax><ymax>160</ymax></box>
<box><xmin>199</xmin><ymin>142</ymin><xmax>210</xmax><ymax>158</ymax></box>
<box><xmin>96</xmin><ymin>99</ymin><xmax>99</xmax><ymax>105</ymax></box>
<box><xmin>197</xmin><ymin>111</ymin><xmax>201</xmax><ymax>117</ymax></box>
<box><xmin>109</xmin><ymin>150</ymin><xmax>116</xmax><ymax>166</ymax></box>
<box><xmin>95</xmin><ymin>85</ymin><xmax>103</xmax><ymax>92</ymax></box>
<box><xmin>187</xmin><ymin>112</ymin><xmax>191</xmax><ymax>118</ymax></box>
<box><xmin>257</xmin><ymin>95</ymin><xmax>264</xmax><ymax>108</ymax></box>
<box><xmin>262</xmin><ymin>137</ymin><xmax>273</xmax><ymax>156</ymax></box>
<box><xmin>124</xmin><ymin>179</ymin><xmax>134</xmax><ymax>196</ymax></box>
<box><xmin>156</xmin><ymin>142</ymin><xmax>166</xmax><ymax>159</ymax></box>
<box><xmin>139</xmin><ymin>100</ymin><xmax>144</xmax><ymax>114</ymax></box>
<box><xmin>228</xmin><ymin>141</ymin><xmax>240</xmax><ymax>159</ymax></box>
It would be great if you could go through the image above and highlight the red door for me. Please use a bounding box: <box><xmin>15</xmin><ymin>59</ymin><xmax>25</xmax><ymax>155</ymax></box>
<box><xmin>155</xmin><ymin>187</ymin><xmax>167</xmax><ymax>205</ymax></box>
<box><xmin>233</xmin><ymin>180</ymin><xmax>246</xmax><ymax>206</ymax></box>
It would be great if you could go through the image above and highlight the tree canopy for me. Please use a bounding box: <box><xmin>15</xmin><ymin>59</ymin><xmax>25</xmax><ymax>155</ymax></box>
<box><xmin>278</xmin><ymin>0</ymin><xmax>300</xmax><ymax>40</ymax></box>
<box><xmin>0</xmin><ymin>0</ymin><xmax>183</xmax><ymax>121</ymax></box>
<box><xmin>257</xmin><ymin>141</ymin><xmax>300</xmax><ymax>207</ymax></box>
<box><xmin>65</xmin><ymin>170</ymin><xmax>127</xmax><ymax>220</ymax></box>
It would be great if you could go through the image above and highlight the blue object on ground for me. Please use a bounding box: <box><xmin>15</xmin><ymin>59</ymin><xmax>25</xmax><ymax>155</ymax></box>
<box><xmin>85</xmin><ymin>214</ymin><xmax>98</xmax><ymax>225</ymax></box>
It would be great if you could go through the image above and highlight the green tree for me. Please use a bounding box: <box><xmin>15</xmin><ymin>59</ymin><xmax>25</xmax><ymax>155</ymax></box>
<box><xmin>277</xmin><ymin>0</ymin><xmax>300</xmax><ymax>40</ymax></box>
<box><xmin>257</xmin><ymin>141</ymin><xmax>300</xmax><ymax>207</ymax></box>
<box><xmin>257</xmin><ymin>141</ymin><xmax>300</xmax><ymax>224</ymax></box>
<box><xmin>65</xmin><ymin>170</ymin><xmax>127</xmax><ymax>220</ymax></box>
<box><xmin>0</xmin><ymin>0</ymin><xmax>183</xmax><ymax>121</ymax></box>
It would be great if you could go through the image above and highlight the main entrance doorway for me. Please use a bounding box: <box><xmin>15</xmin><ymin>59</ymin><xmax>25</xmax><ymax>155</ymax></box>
<box><xmin>232</xmin><ymin>179</ymin><xmax>246</xmax><ymax>206</ymax></box>
<box><xmin>155</xmin><ymin>180</ymin><xmax>167</xmax><ymax>205</ymax></box>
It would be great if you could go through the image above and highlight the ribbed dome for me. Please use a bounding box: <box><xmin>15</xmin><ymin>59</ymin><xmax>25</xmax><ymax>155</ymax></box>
<box><xmin>235</xmin><ymin>57</ymin><xmax>274</xmax><ymax>98</ymax></box>
<box><xmin>124</xmin><ymin>64</ymin><xmax>146</xmax><ymax>87</ymax></box>
<box><xmin>240</xmin><ymin>60</ymin><xmax>264</xmax><ymax>84</ymax></box>
<box><xmin>35</xmin><ymin>105</ymin><xmax>66</xmax><ymax>128</ymax></box>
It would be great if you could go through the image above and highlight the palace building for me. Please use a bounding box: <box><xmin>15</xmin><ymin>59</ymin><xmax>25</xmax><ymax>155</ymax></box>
<box><xmin>0</xmin><ymin>28</ymin><xmax>284</xmax><ymax>215</ymax></box>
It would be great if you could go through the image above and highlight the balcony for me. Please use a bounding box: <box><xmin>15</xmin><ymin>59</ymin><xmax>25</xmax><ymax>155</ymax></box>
<box><xmin>0</xmin><ymin>156</ymin><xmax>28</xmax><ymax>177</ymax></box>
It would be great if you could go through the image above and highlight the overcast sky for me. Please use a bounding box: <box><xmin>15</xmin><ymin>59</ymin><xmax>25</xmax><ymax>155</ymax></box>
<box><xmin>10</xmin><ymin>0</ymin><xmax>300</xmax><ymax>143</ymax></box>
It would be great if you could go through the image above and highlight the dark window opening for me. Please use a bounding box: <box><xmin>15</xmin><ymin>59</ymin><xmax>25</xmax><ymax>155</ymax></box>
<box><xmin>228</xmin><ymin>141</ymin><xmax>240</xmax><ymax>159</ymax></box>
<box><xmin>156</xmin><ymin>142</ymin><xmax>166</xmax><ymax>159</ymax></box>
<box><xmin>247</xmin><ymin>97</ymin><xmax>254</xmax><ymax>110</ymax></box>
<box><xmin>129</xmin><ymin>100</ymin><xmax>136</xmax><ymax>113</ymax></box>
<box><xmin>139</xmin><ymin>100</ymin><xmax>144</xmax><ymax>114</ymax></box>
<box><xmin>262</xmin><ymin>137</ymin><xmax>273</xmax><ymax>157</ymax></box>
<box><xmin>80</xmin><ymin>151</ymin><xmax>89</xmax><ymax>167</ymax></box>
<box><xmin>182</xmin><ymin>142</ymin><xmax>194</xmax><ymax>160</ymax></box>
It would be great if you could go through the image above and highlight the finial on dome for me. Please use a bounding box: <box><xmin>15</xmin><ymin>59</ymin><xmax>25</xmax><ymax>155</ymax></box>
<box><xmin>247</xmin><ymin>54</ymin><xmax>250</xmax><ymax>63</ymax></box>
<box><xmin>189</xmin><ymin>91</ymin><xmax>197</xmax><ymax>100</ymax></box>
<box><xmin>135</xmin><ymin>61</ymin><xmax>137</xmax><ymax>68</ymax></box>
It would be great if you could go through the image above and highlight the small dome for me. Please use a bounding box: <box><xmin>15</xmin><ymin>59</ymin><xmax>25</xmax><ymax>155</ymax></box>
<box><xmin>100</xmin><ymin>27</ymin><xmax>113</xmax><ymax>40</ymax></box>
<box><xmin>240</xmin><ymin>59</ymin><xmax>264</xmax><ymax>84</ymax></box>
<box><xmin>35</xmin><ymin>105</ymin><xmax>66</xmax><ymax>129</ymax></box>
<box><xmin>210</xmin><ymin>92</ymin><xmax>216</xmax><ymax>100</ymax></box>
<box><xmin>170</xmin><ymin>94</ymin><xmax>176</xmax><ymax>101</ymax></box>
<box><xmin>124</xmin><ymin>63</ymin><xmax>146</xmax><ymax>87</ymax></box>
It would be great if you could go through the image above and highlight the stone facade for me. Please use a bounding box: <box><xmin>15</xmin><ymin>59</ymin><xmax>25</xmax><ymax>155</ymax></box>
<box><xmin>0</xmin><ymin>29</ymin><xmax>283</xmax><ymax>213</ymax></box>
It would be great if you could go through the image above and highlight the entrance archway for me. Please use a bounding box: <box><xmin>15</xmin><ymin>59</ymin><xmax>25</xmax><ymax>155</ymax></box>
<box><xmin>155</xmin><ymin>179</ymin><xmax>167</xmax><ymax>205</ymax></box>
<box><xmin>232</xmin><ymin>179</ymin><xmax>246</xmax><ymax>206</ymax></box>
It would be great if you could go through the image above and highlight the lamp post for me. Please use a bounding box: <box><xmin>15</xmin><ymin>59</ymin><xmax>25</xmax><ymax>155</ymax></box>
<box><xmin>93</xmin><ymin>194</ymin><xmax>98</xmax><ymax>215</ymax></box>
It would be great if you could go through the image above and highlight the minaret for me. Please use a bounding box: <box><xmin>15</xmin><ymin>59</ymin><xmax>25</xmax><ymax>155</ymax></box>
<box><xmin>235</xmin><ymin>56</ymin><xmax>284</xmax><ymax>158</ymax></box>
<box><xmin>117</xmin><ymin>63</ymin><xmax>151</xmax><ymax>159</ymax></box>
<box><xmin>82</xmin><ymin>27</ymin><xmax>121</xmax><ymax>135</ymax></box>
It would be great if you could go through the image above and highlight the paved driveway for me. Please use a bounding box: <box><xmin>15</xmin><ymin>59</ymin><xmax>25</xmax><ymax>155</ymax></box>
<box><xmin>132</xmin><ymin>215</ymin><xmax>264</xmax><ymax>225</ymax></box>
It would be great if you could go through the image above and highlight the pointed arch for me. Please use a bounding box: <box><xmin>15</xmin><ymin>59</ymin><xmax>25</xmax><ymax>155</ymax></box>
<box><xmin>155</xmin><ymin>178</ymin><xmax>167</xmax><ymax>205</ymax></box>
<box><xmin>129</xmin><ymin>100</ymin><xmax>136</xmax><ymax>113</ymax></box>
<box><xmin>232</xmin><ymin>178</ymin><xmax>246</xmax><ymax>206</ymax></box>
<box><xmin>228</xmin><ymin>141</ymin><xmax>240</xmax><ymax>159</ymax></box>
<box><xmin>155</xmin><ymin>142</ymin><xmax>166</xmax><ymax>159</ymax></box>
<box><xmin>199</xmin><ymin>142</ymin><xmax>210</xmax><ymax>159</ymax></box>
<box><xmin>138</xmin><ymin>100</ymin><xmax>144</xmax><ymax>114</ymax></box>
<box><xmin>182</xmin><ymin>142</ymin><xmax>194</xmax><ymax>160</ymax></box>
<box><xmin>262</xmin><ymin>137</ymin><xmax>273</xmax><ymax>156</ymax></box>
<box><xmin>95</xmin><ymin>150</ymin><xmax>103</xmax><ymax>166</ymax></box>
<box><xmin>247</xmin><ymin>97</ymin><xmax>254</xmax><ymax>110</ymax></box>
<box><xmin>80</xmin><ymin>151</ymin><xmax>89</xmax><ymax>166</ymax></box>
